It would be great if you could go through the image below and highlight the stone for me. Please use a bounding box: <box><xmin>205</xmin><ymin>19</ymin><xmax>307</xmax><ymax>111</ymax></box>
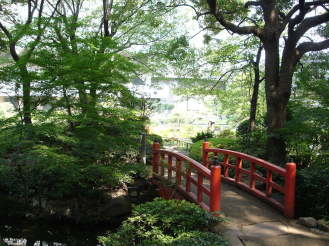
<box><xmin>298</xmin><ymin>217</ymin><xmax>318</xmax><ymax>228</ymax></box>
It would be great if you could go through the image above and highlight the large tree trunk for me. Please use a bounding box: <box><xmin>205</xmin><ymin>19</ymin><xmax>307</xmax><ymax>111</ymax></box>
<box><xmin>264</xmin><ymin>37</ymin><xmax>288</xmax><ymax>165</ymax></box>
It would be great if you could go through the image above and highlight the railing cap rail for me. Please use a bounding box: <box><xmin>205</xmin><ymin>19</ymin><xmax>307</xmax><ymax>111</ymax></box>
<box><xmin>155</xmin><ymin>149</ymin><xmax>211</xmax><ymax>177</ymax></box>
<box><xmin>206</xmin><ymin>147</ymin><xmax>286</xmax><ymax>175</ymax></box>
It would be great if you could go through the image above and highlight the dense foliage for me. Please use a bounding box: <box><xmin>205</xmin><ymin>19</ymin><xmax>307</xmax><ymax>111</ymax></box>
<box><xmin>190</xmin><ymin>137</ymin><xmax>240</xmax><ymax>161</ymax></box>
<box><xmin>0</xmin><ymin>0</ymin><xmax>182</xmax><ymax>220</ymax></box>
<box><xmin>98</xmin><ymin>198</ymin><xmax>228</xmax><ymax>246</ymax></box>
<box><xmin>191</xmin><ymin>130</ymin><xmax>214</xmax><ymax>143</ymax></box>
<box><xmin>296</xmin><ymin>166</ymin><xmax>329</xmax><ymax>219</ymax></box>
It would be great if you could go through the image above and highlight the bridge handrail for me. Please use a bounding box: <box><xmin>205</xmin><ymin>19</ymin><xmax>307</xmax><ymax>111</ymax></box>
<box><xmin>205</xmin><ymin>148</ymin><xmax>286</xmax><ymax>175</ymax></box>
<box><xmin>152</xmin><ymin>142</ymin><xmax>221</xmax><ymax>214</ymax></box>
<box><xmin>202</xmin><ymin>142</ymin><xmax>296</xmax><ymax>218</ymax></box>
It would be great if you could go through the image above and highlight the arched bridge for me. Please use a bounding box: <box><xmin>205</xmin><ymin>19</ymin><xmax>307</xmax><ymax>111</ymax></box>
<box><xmin>152</xmin><ymin>142</ymin><xmax>329</xmax><ymax>245</ymax></box>
<box><xmin>152</xmin><ymin>141</ymin><xmax>296</xmax><ymax>218</ymax></box>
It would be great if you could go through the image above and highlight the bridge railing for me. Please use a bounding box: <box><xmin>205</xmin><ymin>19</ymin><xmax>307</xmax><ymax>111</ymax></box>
<box><xmin>152</xmin><ymin>142</ymin><xmax>221</xmax><ymax>214</ymax></box>
<box><xmin>202</xmin><ymin>141</ymin><xmax>296</xmax><ymax>218</ymax></box>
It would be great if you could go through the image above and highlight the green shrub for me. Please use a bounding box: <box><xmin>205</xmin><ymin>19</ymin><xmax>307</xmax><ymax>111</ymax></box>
<box><xmin>191</xmin><ymin>131</ymin><xmax>214</xmax><ymax>143</ymax></box>
<box><xmin>237</xmin><ymin>129</ymin><xmax>267</xmax><ymax>159</ymax></box>
<box><xmin>147</xmin><ymin>134</ymin><xmax>163</xmax><ymax>146</ymax></box>
<box><xmin>236</xmin><ymin>119</ymin><xmax>250</xmax><ymax>138</ymax></box>
<box><xmin>235</xmin><ymin>119</ymin><xmax>267</xmax><ymax>159</ymax></box>
<box><xmin>189</xmin><ymin>138</ymin><xmax>241</xmax><ymax>161</ymax></box>
<box><xmin>217</xmin><ymin>129</ymin><xmax>235</xmax><ymax>138</ymax></box>
<box><xmin>296</xmin><ymin>165</ymin><xmax>329</xmax><ymax>219</ymax></box>
<box><xmin>170</xmin><ymin>231</ymin><xmax>229</xmax><ymax>246</ymax></box>
<box><xmin>0</xmin><ymin>141</ymin><xmax>149</xmax><ymax>204</ymax></box>
<box><xmin>98</xmin><ymin>198</ymin><xmax>227</xmax><ymax>246</ymax></box>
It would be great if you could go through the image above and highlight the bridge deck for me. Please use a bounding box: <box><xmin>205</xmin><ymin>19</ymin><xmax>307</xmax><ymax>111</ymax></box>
<box><xmin>218</xmin><ymin>182</ymin><xmax>329</xmax><ymax>246</ymax></box>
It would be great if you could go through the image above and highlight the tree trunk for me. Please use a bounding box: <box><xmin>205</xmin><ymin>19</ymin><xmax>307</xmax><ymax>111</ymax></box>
<box><xmin>19</xmin><ymin>65</ymin><xmax>32</xmax><ymax>125</ymax></box>
<box><xmin>263</xmin><ymin>39</ymin><xmax>288</xmax><ymax>165</ymax></box>
<box><xmin>266</xmin><ymin>98</ymin><xmax>288</xmax><ymax>165</ymax></box>
<box><xmin>63</xmin><ymin>86</ymin><xmax>75</xmax><ymax>130</ymax></box>
<box><xmin>78</xmin><ymin>82</ymin><xmax>88</xmax><ymax>117</ymax></box>
<box><xmin>248</xmin><ymin>45</ymin><xmax>263</xmax><ymax>132</ymax></box>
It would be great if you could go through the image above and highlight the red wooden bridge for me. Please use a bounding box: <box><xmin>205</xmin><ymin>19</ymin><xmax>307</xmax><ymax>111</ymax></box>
<box><xmin>152</xmin><ymin>141</ymin><xmax>296</xmax><ymax>218</ymax></box>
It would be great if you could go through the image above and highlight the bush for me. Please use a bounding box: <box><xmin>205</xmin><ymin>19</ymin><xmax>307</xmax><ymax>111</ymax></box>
<box><xmin>296</xmin><ymin>165</ymin><xmax>329</xmax><ymax>219</ymax></box>
<box><xmin>98</xmin><ymin>198</ymin><xmax>227</xmax><ymax>246</ymax></box>
<box><xmin>217</xmin><ymin>129</ymin><xmax>235</xmax><ymax>138</ymax></box>
<box><xmin>170</xmin><ymin>231</ymin><xmax>229</xmax><ymax>246</ymax></box>
<box><xmin>189</xmin><ymin>138</ymin><xmax>241</xmax><ymax>161</ymax></box>
<box><xmin>238</xmin><ymin>129</ymin><xmax>267</xmax><ymax>159</ymax></box>
<box><xmin>191</xmin><ymin>131</ymin><xmax>214</xmax><ymax>143</ymax></box>
<box><xmin>236</xmin><ymin>119</ymin><xmax>250</xmax><ymax>138</ymax></box>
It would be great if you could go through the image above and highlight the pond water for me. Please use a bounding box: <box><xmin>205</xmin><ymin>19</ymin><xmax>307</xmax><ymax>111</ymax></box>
<box><xmin>0</xmin><ymin>217</ymin><xmax>122</xmax><ymax>246</ymax></box>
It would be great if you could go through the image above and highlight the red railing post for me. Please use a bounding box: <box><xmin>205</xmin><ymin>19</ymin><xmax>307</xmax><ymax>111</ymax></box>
<box><xmin>210</xmin><ymin>166</ymin><xmax>221</xmax><ymax>214</ymax></box>
<box><xmin>152</xmin><ymin>142</ymin><xmax>161</xmax><ymax>176</ymax></box>
<box><xmin>202</xmin><ymin>141</ymin><xmax>209</xmax><ymax>167</ymax></box>
<box><xmin>284</xmin><ymin>162</ymin><xmax>296</xmax><ymax>218</ymax></box>
<box><xmin>235</xmin><ymin>158</ymin><xmax>242</xmax><ymax>183</ymax></box>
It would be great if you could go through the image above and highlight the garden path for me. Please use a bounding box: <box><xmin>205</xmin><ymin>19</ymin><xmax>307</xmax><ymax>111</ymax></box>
<box><xmin>214</xmin><ymin>182</ymin><xmax>329</xmax><ymax>246</ymax></box>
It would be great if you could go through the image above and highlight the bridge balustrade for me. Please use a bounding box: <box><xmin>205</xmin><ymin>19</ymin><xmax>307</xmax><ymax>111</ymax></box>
<box><xmin>152</xmin><ymin>142</ymin><xmax>221</xmax><ymax>214</ymax></box>
<box><xmin>202</xmin><ymin>142</ymin><xmax>296</xmax><ymax>218</ymax></box>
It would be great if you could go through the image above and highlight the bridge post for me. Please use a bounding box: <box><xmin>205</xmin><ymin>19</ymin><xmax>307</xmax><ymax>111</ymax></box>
<box><xmin>210</xmin><ymin>165</ymin><xmax>221</xmax><ymax>214</ymax></box>
<box><xmin>284</xmin><ymin>162</ymin><xmax>296</xmax><ymax>218</ymax></box>
<box><xmin>202</xmin><ymin>141</ymin><xmax>209</xmax><ymax>167</ymax></box>
<box><xmin>152</xmin><ymin>142</ymin><xmax>161</xmax><ymax>176</ymax></box>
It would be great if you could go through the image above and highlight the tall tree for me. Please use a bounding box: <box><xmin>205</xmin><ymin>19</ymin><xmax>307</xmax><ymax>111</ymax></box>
<box><xmin>0</xmin><ymin>0</ymin><xmax>60</xmax><ymax>125</ymax></box>
<box><xmin>189</xmin><ymin>0</ymin><xmax>329</xmax><ymax>164</ymax></box>
<box><xmin>248</xmin><ymin>44</ymin><xmax>264</xmax><ymax>132</ymax></box>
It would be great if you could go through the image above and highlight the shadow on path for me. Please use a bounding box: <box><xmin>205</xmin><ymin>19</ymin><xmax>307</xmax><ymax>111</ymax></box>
<box><xmin>214</xmin><ymin>182</ymin><xmax>329</xmax><ymax>246</ymax></box>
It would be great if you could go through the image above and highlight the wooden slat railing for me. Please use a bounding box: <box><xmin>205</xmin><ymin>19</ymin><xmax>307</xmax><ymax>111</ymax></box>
<box><xmin>152</xmin><ymin>142</ymin><xmax>221</xmax><ymax>214</ymax></box>
<box><xmin>202</xmin><ymin>142</ymin><xmax>296</xmax><ymax>218</ymax></box>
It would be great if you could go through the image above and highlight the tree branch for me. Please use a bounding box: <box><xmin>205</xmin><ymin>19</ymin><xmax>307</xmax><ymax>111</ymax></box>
<box><xmin>295</xmin><ymin>12</ymin><xmax>329</xmax><ymax>41</ymax></box>
<box><xmin>245</xmin><ymin>1</ymin><xmax>262</xmax><ymax>8</ymax></box>
<box><xmin>282</xmin><ymin>0</ymin><xmax>329</xmax><ymax>32</ymax></box>
<box><xmin>297</xmin><ymin>39</ymin><xmax>329</xmax><ymax>57</ymax></box>
<box><xmin>206</xmin><ymin>0</ymin><xmax>262</xmax><ymax>37</ymax></box>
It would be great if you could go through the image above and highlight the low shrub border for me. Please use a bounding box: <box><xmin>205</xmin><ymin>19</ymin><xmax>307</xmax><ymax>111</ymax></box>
<box><xmin>98</xmin><ymin>198</ymin><xmax>228</xmax><ymax>246</ymax></box>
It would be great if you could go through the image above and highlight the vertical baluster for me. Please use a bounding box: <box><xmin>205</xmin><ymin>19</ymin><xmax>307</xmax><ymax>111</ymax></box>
<box><xmin>249</xmin><ymin>162</ymin><xmax>256</xmax><ymax>189</ymax></box>
<box><xmin>235</xmin><ymin>158</ymin><xmax>242</xmax><ymax>183</ymax></box>
<box><xmin>176</xmin><ymin>159</ymin><xmax>182</xmax><ymax>186</ymax></box>
<box><xmin>223</xmin><ymin>154</ymin><xmax>229</xmax><ymax>177</ymax></box>
<box><xmin>160</xmin><ymin>153</ymin><xmax>165</xmax><ymax>176</ymax></box>
<box><xmin>197</xmin><ymin>173</ymin><xmax>203</xmax><ymax>203</ymax></box>
<box><xmin>186</xmin><ymin>163</ymin><xmax>191</xmax><ymax>193</ymax></box>
<box><xmin>152</xmin><ymin>142</ymin><xmax>160</xmax><ymax>176</ymax></box>
<box><xmin>202</xmin><ymin>141</ymin><xmax>209</xmax><ymax>167</ymax></box>
<box><xmin>266</xmin><ymin>170</ymin><xmax>273</xmax><ymax>196</ymax></box>
<box><xmin>168</xmin><ymin>156</ymin><xmax>173</xmax><ymax>181</ymax></box>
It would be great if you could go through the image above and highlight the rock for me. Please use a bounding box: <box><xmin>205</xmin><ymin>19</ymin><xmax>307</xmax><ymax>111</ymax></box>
<box><xmin>298</xmin><ymin>217</ymin><xmax>318</xmax><ymax>228</ymax></box>
<box><xmin>318</xmin><ymin>220</ymin><xmax>329</xmax><ymax>232</ymax></box>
